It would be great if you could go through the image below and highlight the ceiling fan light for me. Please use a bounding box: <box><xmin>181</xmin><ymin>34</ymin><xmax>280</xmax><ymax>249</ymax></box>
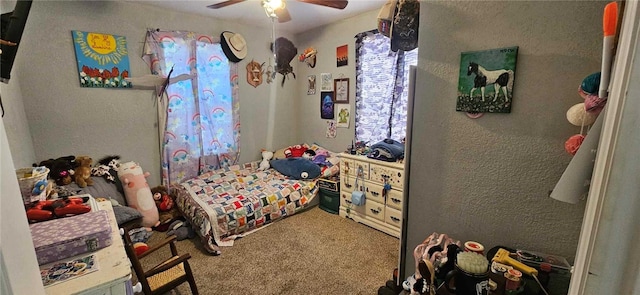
<box><xmin>265</xmin><ymin>0</ymin><xmax>284</xmax><ymax>10</ymax></box>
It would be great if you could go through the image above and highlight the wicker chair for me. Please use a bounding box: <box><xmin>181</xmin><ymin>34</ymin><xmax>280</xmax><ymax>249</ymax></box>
<box><xmin>121</xmin><ymin>225</ymin><xmax>198</xmax><ymax>295</ymax></box>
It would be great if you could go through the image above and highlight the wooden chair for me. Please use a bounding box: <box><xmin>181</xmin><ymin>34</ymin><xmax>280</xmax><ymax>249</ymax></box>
<box><xmin>120</xmin><ymin>225</ymin><xmax>199</xmax><ymax>295</ymax></box>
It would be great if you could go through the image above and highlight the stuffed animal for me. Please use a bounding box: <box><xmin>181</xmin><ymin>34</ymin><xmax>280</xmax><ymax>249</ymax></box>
<box><xmin>74</xmin><ymin>156</ymin><xmax>94</xmax><ymax>188</ymax></box>
<box><xmin>167</xmin><ymin>220</ymin><xmax>195</xmax><ymax>241</ymax></box>
<box><xmin>36</xmin><ymin>156</ymin><xmax>76</xmax><ymax>186</ymax></box>
<box><xmin>284</xmin><ymin>144</ymin><xmax>308</xmax><ymax>158</ymax></box>
<box><xmin>257</xmin><ymin>150</ymin><xmax>273</xmax><ymax>171</ymax></box>
<box><xmin>302</xmin><ymin>149</ymin><xmax>315</xmax><ymax>160</ymax></box>
<box><xmin>151</xmin><ymin>185</ymin><xmax>180</xmax><ymax>226</ymax></box>
<box><xmin>117</xmin><ymin>161</ymin><xmax>159</xmax><ymax>228</ymax></box>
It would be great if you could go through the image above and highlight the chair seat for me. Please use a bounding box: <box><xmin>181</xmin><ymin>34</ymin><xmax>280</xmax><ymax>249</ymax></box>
<box><xmin>148</xmin><ymin>261</ymin><xmax>186</xmax><ymax>292</ymax></box>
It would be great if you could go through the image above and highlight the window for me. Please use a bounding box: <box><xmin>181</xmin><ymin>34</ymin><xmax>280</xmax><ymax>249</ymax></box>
<box><xmin>144</xmin><ymin>30</ymin><xmax>239</xmax><ymax>185</ymax></box>
<box><xmin>355</xmin><ymin>31</ymin><xmax>418</xmax><ymax>144</ymax></box>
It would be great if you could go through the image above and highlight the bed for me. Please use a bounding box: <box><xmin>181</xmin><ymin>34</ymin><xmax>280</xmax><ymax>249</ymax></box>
<box><xmin>171</xmin><ymin>144</ymin><xmax>340</xmax><ymax>255</ymax></box>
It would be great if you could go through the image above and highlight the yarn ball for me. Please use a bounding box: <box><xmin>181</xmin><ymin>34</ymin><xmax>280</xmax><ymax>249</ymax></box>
<box><xmin>579</xmin><ymin>72</ymin><xmax>601</xmax><ymax>97</ymax></box>
<box><xmin>565</xmin><ymin>134</ymin><xmax>585</xmax><ymax>155</ymax></box>
<box><xmin>566</xmin><ymin>103</ymin><xmax>598</xmax><ymax>126</ymax></box>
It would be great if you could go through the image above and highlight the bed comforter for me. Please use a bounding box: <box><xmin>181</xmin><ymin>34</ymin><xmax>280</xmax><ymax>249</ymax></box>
<box><xmin>173</xmin><ymin>161</ymin><xmax>335</xmax><ymax>254</ymax></box>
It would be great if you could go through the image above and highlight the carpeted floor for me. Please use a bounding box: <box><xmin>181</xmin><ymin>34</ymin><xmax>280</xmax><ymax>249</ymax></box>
<box><xmin>140</xmin><ymin>206</ymin><xmax>400</xmax><ymax>295</ymax></box>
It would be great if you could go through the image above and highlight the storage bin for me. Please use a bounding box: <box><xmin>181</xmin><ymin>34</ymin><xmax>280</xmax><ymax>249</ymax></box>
<box><xmin>30</xmin><ymin>210</ymin><xmax>113</xmax><ymax>265</ymax></box>
<box><xmin>319</xmin><ymin>189</ymin><xmax>340</xmax><ymax>214</ymax></box>
<box><xmin>16</xmin><ymin>167</ymin><xmax>49</xmax><ymax>205</ymax></box>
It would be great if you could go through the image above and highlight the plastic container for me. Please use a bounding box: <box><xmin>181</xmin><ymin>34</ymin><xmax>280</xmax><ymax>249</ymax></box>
<box><xmin>16</xmin><ymin>167</ymin><xmax>50</xmax><ymax>205</ymax></box>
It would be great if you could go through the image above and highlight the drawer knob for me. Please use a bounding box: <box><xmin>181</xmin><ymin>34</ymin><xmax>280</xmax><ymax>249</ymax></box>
<box><xmin>370</xmin><ymin>208</ymin><xmax>381</xmax><ymax>214</ymax></box>
<box><xmin>390</xmin><ymin>216</ymin><xmax>400</xmax><ymax>222</ymax></box>
<box><xmin>345</xmin><ymin>184</ymin><xmax>352</xmax><ymax>188</ymax></box>
<box><xmin>391</xmin><ymin>198</ymin><xmax>401</xmax><ymax>203</ymax></box>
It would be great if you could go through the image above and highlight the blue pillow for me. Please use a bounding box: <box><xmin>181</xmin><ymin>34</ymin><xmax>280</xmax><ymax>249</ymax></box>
<box><xmin>270</xmin><ymin>158</ymin><xmax>321</xmax><ymax>180</ymax></box>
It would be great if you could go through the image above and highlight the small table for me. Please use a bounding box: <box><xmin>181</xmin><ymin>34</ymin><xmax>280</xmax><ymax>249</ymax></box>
<box><xmin>44</xmin><ymin>200</ymin><xmax>132</xmax><ymax>295</ymax></box>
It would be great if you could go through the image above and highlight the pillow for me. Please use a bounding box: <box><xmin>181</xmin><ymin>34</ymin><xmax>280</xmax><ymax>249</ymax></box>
<box><xmin>62</xmin><ymin>176</ymin><xmax>127</xmax><ymax>206</ymax></box>
<box><xmin>113</xmin><ymin>205</ymin><xmax>143</xmax><ymax>225</ymax></box>
<box><xmin>270</xmin><ymin>158</ymin><xmax>321</xmax><ymax>180</ymax></box>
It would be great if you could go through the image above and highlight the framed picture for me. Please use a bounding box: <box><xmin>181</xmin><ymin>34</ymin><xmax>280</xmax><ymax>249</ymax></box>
<box><xmin>456</xmin><ymin>46</ymin><xmax>519</xmax><ymax>113</ymax></box>
<box><xmin>307</xmin><ymin>75</ymin><xmax>316</xmax><ymax>95</ymax></box>
<box><xmin>333</xmin><ymin>78</ymin><xmax>349</xmax><ymax>103</ymax></box>
<box><xmin>336</xmin><ymin>44</ymin><xmax>348</xmax><ymax>67</ymax></box>
<box><xmin>320</xmin><ymin>91</ymin><xmax>335</xmax><ymax>119</ymax></box>
<box><xmin>335</xmin><ymin>106</ymin><xmax>350</xmax><ymax>128</ymax></box>
<box><xmin>320</xmin><ymin>73</ymin><xmax>333</xmax><ymax>91</ymax></box>
<box><xmin>72</xmin><ymin>30</ymin><xmax>131</xmax><ymax>88</ymax></box>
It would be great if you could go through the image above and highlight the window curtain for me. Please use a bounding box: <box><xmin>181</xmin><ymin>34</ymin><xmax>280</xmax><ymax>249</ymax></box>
<box><xmin>355</xmin><ymin>30</ymin><xmax>417</xmax><ymax>144</ymax></box>
<box><xmin>143</xmin><ymin>30</ymin><xmax>240</xmax><ymax>185</ymax></box>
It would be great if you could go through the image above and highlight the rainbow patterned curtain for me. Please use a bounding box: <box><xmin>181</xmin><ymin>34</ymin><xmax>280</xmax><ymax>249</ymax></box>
<box><xmin>143</xmin><ymin>30</ymin><xmax>240</xmax><ymax>185</ymax></box>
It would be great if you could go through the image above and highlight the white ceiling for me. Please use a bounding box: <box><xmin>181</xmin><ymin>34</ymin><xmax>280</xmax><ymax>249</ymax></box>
<box><xmin>136</xmin><ymin>0</ymin><xmax>387</xmax><ymax>34</ymax></box>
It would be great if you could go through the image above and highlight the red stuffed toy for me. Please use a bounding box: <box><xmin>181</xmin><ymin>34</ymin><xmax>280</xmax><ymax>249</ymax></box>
<box><xmin>150</xmin><ymin>186</ymin><xmax>180</xmax><ymax>230</ymax></box>
<box><xmin>285</xmin><ymin>144</ymin><xmax>308</xmax><ymax>158</ymax></box>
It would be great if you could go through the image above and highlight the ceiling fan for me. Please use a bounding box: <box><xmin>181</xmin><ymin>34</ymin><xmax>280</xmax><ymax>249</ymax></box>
<box><xmin>207</xmin><ymin>0</ymin><xmax>348</xmax><ymax>23</ymax></box>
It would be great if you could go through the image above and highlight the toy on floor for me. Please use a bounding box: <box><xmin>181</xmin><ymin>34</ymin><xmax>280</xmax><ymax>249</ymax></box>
<box><xmin>74</xmin><ymin>156</ymin><xmax>94</xmax><ymax>188</ymax></box>
<box><xmin>117</xmin><ymin>161</ymin><xmax>159</xmax><ymax>228</ymax></box>
<box><xmin>151</xmin><ymin>185</ymin><xmax>180</xmax><ymax>227</ymax></box>
<box><xmin>167</xmin><ymin>220</ymin><xmax>195</xmax><ymax>241</ymax></box>
<box><xmin>133</xmin><ymin>242</ymin><xmax>149</xmax><ymax>256</ymax></box>
<box><xmin>257</xmin><ymin>150</ymin><xmax>273</xmax><ymax>171</ymax></box>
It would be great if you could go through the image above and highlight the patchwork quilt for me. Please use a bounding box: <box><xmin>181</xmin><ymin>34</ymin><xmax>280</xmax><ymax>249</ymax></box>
<box><xmin>173</xmin><ymin>161</ymin><xmax>322</xmax><ymax>255</ymax></box>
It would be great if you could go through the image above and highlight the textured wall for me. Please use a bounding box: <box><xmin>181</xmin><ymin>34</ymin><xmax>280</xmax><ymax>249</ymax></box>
<box><xmin>403</xmin><ymin>1</ymin><xmax>607</xmax><ymax>277</ymax></box>
<box><xmin>294</xmin><ymin>10</ymin><xmax>379</xmax><ymax>152</ymax></box>
<box><xmin>13</xmin><ymin>1</ymin><xmax>297</xmax><ymax>186</ymax></box>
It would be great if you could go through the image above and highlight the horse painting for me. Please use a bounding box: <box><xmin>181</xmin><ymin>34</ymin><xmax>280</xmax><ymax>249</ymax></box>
<box><xmin>467</xmin><ymin>62</ymin><xmax>514</xmax><ymax>102</ymax></box>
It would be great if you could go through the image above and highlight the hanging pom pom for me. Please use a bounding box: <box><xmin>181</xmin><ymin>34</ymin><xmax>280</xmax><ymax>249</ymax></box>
<box><xmin>565</xmin><ymin>134</ymin><xmax>585</xmax><ymax>155</ymax></box>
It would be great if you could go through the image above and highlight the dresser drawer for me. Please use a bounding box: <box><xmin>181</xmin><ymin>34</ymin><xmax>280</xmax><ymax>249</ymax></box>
<box><xmin>340</xmin><ymin>191</ymin><xmax>366</xmax><ymax>215</ymax></box>
<box><xmin>340</xmin><ymin>175</ymin><xmax>356</xmax><ymax>192</ymax></box>
<box><xmin>365</xmin><ymin>199</ymin><xmax>385</xmax><ymax>222</ymax></box>
<box><xmin>386</xmin><ymin>189</ymin><xmax>404</xmax><ymax>210</ymax></box>
<box><xmin>363</xmin><ymin>181</ymin><xmax>386</xmax><ymax>204</ymax></box>
<box><xmin>342</xmin><ymin>159</ymin><xmax>370</xmax><ymax>179</ymax></box>
<box><xmin>369</xmin><ymin>163</ymin><xmax>403</xmax><ymax>189</ymax></box>
<box><xmin>385</xmin><ymin>206</ymin><xmax>402</xmax><ymax>228</ymax></box>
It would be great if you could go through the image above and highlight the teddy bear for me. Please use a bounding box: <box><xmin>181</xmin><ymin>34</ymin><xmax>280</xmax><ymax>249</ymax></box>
<box><xmin>257</xmin><ymin>150</ymin><xmax>273</xmax><ymax>171</ymax></box>
<box><xmin>74</xmin><ymin>156</ymin><xmax>94</xmax><ymax>188</ymax></box>
<box><xmin>151</xmin><ymin>185</ymin><xmax>180</xmax><ymax>228</ymax></box>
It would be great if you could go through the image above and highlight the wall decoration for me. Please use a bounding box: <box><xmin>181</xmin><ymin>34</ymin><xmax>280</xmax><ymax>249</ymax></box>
<box><xmin>307</xmin><ymin>75</ymin><xmax>316</xmax><ymax>95</ymax></box>
<box><xmin>299</xmin><ymin>47</ymin><xmax>317</xmax><ymax>68</ymax></box>
<box><xmin>72</xmin><ymin>30</ymin><xmax>131</xmax><ymax>88</ymax></box>
<box><xmin>333</xmin><ymin>78</ymin><xmax>349</xmax><ymax>103</ymax></box>
<box><xmin>456</xmin><ymin>46</ymin><xmax>518</xmax><ymax>113</ymax></box>
<box><xmin>326</xmin><ymin>121</ymin><xmax>337</xmax><ymax>138</ymax></box>
<box><xmin>320</xmin><ymin>91</ymin><xmax>335</xmax><ymax>119</ymax></box>
<box><xmin>271</xmin><ymin>37</ymin><xmax>298</xmax><ymax>87</ymax></box>
<box><xmin>336</xmin><ymin>44</ymin><xmax>348</xmax><ymax>67</ymax></box>
<box><xmin>336</xmin><ymin>106</ymin><xmax>350</xmax><ymax>128</ymax></box>
<box><xmin>246</xmin><ymin>60</ymin><xmax>264</xmax><ymax>88</ymax></box>
<box><xmin>320</xmin><ymin>73</ymin><xmax>333</xmax><ymax>91</ymax></box>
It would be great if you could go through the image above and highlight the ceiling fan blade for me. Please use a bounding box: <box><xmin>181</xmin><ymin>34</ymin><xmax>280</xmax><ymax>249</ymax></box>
<box><xmin>207</xmin><ymin>0</ymin><xmax>246</xmax><ymax>9</ymax></box>
<box><xmin>297</xmin><ymin>0</ymin><xmax>348</xmax><ymax>10</ymax></box>
<box><xmin>275</xmin><ymin>7</ymin><xmax>292</xmax><ymax>23</ymax></box>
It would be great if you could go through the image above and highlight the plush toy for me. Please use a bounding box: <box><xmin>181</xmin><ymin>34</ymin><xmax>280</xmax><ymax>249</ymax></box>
<box><xmin>285</xmin><ymin>144</ymin><xmax>308</xmax><ymax>158</ymax></box>
<box><xmin>302</xmin><ymin>149</ymin><xmax>315</xmax><ymax>160</ymax></box>
<box><xmin>74</xmin><ymin>156</ymin><xmax>94</xmax><ymax>188</ymax></box>
<box><xmin>151</xmin><ymin>185</ymin><xmax>180</xmax><ymax>227</ymax></box>
<box><xmin>36</xmin><ymin>156</ymin><xmax>76</xmax><ymax>186</ymax></box>
<box><xmin>167</xmin><ymin>220</ymin><xmax>195</xmax><ymax>241</ymax></box>
<box><xmin>257</xmin><ymin>150</ymin><xmax>273</xmax><ymax>171</ymax></box>
<box><xmin>117</xmin><ymin>161</ymin><xmax>159</xmax><ymax>228</ymax></box>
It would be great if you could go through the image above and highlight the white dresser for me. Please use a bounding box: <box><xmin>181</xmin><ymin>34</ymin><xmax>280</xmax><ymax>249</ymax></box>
<box><xmin>339</xmin><ymin>153</ymin><xmax>405</xmax><ymax>238</ymax></box>
<box><xmin>44</xmin><ymin>200</ymin><xmax>132</xmax><ymax>295</ymax></box>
